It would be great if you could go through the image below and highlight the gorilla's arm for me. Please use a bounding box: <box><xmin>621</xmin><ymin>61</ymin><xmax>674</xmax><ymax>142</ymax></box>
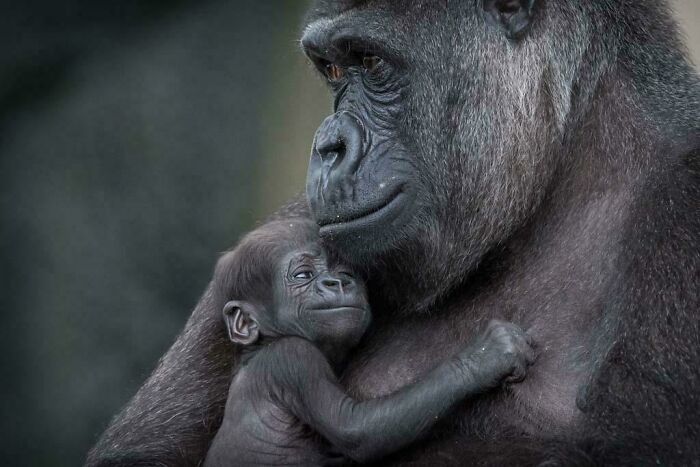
<box><xmin>575</xmin><ymin>153</ymin><xmax>700</xmax><ymax>464</ymax></box>
<box><xmin>86</xmin><ymin>285</ymin><xmax>233</xmax><ymax>466</ymax></box>
<box><xmin>86</xmin><ymin>198</ymin><xmax>310</xmax><ymax>467</ymax></box>
<box><xmin>379</xmin><ymin>152</ymin><xmax>700</xmax><ymax>467</ymax></box>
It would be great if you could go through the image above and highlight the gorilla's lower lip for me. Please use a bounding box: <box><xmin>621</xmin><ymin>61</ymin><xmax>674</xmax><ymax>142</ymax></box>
<box><xmin>318</xmin><ymin>189</ymin><xmax>406</xmax><ymax>233</ymax></box>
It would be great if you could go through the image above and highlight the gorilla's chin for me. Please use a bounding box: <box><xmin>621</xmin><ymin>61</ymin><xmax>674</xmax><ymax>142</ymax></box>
<box><xmin>314</xmin><ymin>189</ymin><xmax>416</xmax><ymax>263</ymax></box>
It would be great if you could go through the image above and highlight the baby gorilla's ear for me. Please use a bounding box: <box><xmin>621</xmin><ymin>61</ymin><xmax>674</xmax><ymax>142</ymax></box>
<box><xmin>223</xmin><ymin>301</ymin><xmax>260</xmax><ymax>345</ymax></box>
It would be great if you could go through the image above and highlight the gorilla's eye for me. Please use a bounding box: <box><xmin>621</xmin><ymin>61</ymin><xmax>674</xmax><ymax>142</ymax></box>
<box><xmin>325</xmin><ymin>63</ymin><xmax>345</xmax><ymax>82</ymax></box>
<box><xmin>362</xmin><ymin>55</ymin><xmax>382</xmax><ymax>73</ymax></box>
<box><xmin>293</xmin><ymin>270</ymin><xmax>314</xmax><ymax>280</ymax></box>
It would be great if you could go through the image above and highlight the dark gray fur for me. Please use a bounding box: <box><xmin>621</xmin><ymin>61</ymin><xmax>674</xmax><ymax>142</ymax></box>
<box><xmin>87</xmin><ymin>1</ymin><xmax>699</xmax><ymax>465</ymax></box>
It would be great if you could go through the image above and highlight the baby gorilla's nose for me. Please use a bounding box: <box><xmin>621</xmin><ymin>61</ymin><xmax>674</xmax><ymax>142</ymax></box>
<box><xmin>316</xmin><ymin>272</ymin><xmax>359</xmax><ymax>297</ymax></box>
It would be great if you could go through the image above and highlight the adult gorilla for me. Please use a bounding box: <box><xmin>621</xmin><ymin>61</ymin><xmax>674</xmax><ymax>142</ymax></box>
<box><xmin>88</xmin><ymin>0</ymin><xmax>699</xmax><ymax>465</ymax></box>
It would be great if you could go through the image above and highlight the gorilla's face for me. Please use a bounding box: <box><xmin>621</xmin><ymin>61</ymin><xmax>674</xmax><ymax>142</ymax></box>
<box><xmin>303</xmin><ymin>33</ymin><xmax>419</xmax><ymax>261</ymax></box>
<box><xmin>303</xmin><ymin>1</ymin><xmax>587</xmax><ymax>303</ymax></box>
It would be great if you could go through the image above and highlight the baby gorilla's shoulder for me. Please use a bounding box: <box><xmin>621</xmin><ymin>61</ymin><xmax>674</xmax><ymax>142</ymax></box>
<box><xmin>250</xmin><ymin>337</ymin><xmax>334</xmax><ymax>390</ymax></box>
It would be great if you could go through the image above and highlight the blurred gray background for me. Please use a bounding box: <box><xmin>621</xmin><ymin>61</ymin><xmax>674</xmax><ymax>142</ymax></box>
<box><xmin>0</xmin><ymin>1</ymin><xmax>697</xmax><ymax>465</ymax></box>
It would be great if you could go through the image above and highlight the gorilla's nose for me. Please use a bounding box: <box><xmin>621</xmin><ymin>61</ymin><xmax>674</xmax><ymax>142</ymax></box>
<box><xmin>311</xmin><ymin>112</ymin><xmax>365</xmax><ymax>201</ymax></box>
<box><xmin>315</xmin><ymin>131</ymin><xmax>345</xmax><ymax>163</ymax></box>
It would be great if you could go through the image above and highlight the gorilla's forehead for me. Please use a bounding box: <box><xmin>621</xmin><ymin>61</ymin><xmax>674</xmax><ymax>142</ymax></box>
<box><xmin>306</xmin><ymin>0</ymin><xmax>371</xmax><ymax>20</ymax></box>
<box><xmin>303</xmin><ymin>0</ymin><xmax>436</xmax><ymax>59</ymax></box>
<box><xmin>303</xmin><ymin>0</ymin><xmax>473</xmax><ymax>44</ymax></box>
<box><xmin>305</xmin><ymin>0</ymin><xmax>422</xmax><ymax>23</ymax></box>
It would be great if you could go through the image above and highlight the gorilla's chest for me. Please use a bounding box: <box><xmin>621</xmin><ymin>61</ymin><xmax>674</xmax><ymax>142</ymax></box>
<box><xmin>341</xmin><ymin>303</ymin><xmax>588</xmax><ymax>437</ymax></box>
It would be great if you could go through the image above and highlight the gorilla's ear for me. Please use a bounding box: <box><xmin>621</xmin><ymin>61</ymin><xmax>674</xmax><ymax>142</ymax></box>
<box><xmin>223</xmin><ymin>300</ymin><xmax>260</xmax><ymax>346</ymax></box>
<box><xmin>482</xmin><ymin>0</ymin><xmax>536</xmax><ymax>40</ymax></box>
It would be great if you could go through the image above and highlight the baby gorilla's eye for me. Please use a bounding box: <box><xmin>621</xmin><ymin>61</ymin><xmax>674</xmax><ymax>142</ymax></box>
<box><xmin>293</xmin><ymin>270</ymin><xmax>314</xmax><ymax>280</ymax></box>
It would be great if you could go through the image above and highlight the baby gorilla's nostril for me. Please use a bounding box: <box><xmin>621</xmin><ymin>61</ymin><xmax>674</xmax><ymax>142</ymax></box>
<box><xmin>321</xmin><ymin>278</ymin><xmax>342</xmax><ymax>289</ymax></box>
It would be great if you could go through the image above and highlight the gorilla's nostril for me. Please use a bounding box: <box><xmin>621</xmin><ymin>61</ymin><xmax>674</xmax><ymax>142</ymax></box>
<box><xmin>317</xmin><ymin>138</ymin><xmax>345</xmax><ymax>162</ymax></box>
<box><xmin>310</xmin><ymin>112</ymin><xmax>366</xmax><ymax>204</ymax></box>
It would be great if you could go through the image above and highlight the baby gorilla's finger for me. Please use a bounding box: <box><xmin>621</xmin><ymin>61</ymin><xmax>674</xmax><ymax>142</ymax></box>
<box><xmin>520</xmin><ymin>331</ymin><xmax>538</xmax><ymax>364</ymax></box>
<box><xmin>504</xmin><ymin>323</ymin><xmax>530</xmax><ymax>343</ymax></box>
<box><xmin>508</xmin><ymin>329</ymin><xmax>531</xmax><ymax>351</ymax></box>
<box><xmin>523</xmin><ymin>343</ymin><xmax>537</xmax><ymax>365</ymax></box>
<box><xmin>504</xmin><ymin>362</ymin><xmax>527</xmax><ymax>383</ymax></box>
<box><xmin>524</xmin><ymin>329</ymin><xmax>537</xmax><ymax>348</ymax></box>
<box><xmin>484</xmin><ymin>320</ymin><xmax>506</xmax><ymax>337</ymax></box>
<box><xmin>509</xmin><ymin>329</ymin><xmax>538</xmax><ymax>364</ymax></box>
<box><xmin>507</xmin><ymin>330</ymin><xmax>533</xmax><ymax>354</ymax></box>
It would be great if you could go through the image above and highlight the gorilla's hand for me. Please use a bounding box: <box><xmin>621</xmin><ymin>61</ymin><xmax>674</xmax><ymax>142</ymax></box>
<box><xmin>458</xmin><ymin>320</ymin><xmax>537</xmax><ymax>391</ymax></box>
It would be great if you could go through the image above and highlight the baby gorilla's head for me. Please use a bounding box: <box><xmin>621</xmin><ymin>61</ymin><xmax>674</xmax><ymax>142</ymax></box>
<box><xmin>214</xmin><ymin>219</ymin><xmax>371</xmax><ymax>359</ymax></box>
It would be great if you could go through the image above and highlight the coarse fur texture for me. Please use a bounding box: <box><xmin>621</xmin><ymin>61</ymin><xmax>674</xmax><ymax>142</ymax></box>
<box><xmin>204</xmin><ymin>220</ymin><xmax>534</xmax><ymax>465</ymax></box>
<box><xmin>87</xmin><ymin>0</ymin><xmax>699</xmax><ymax>465</ymax></box>
<box><xmin>212</xmin><ymin>219</ymin><xmax>321</xmax><ymax>312</ymax></box>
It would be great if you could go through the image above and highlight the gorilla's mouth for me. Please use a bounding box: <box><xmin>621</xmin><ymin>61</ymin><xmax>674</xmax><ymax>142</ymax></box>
<box><xmin>318</xmin><ymin>186</ymin><xmax>407</xmax><ymax>233</ymax></box>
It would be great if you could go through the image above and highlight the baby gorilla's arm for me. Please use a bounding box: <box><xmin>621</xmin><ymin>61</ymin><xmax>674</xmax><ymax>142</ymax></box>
<box><xmin>283</xmin><ymin>320</ymin><xmax>536</xmax><ymax>463</ymax></box>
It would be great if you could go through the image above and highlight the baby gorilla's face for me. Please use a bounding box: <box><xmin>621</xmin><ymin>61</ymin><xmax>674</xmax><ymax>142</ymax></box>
<box><xmin>272</xmin><ymin>243</ymin><xmax>371</xmax><ymax>357</ymax></box>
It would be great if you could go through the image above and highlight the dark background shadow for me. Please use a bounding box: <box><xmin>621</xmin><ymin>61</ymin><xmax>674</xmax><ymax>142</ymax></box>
<box><xmin>0</xmin><ymin>1</ymin><xmax>696</xmax><ymax>466</ymax></box>
<box><xmin>0</xmin><ymin>1</ymin><xmax>327</xmax><ymax>465</ymax></box>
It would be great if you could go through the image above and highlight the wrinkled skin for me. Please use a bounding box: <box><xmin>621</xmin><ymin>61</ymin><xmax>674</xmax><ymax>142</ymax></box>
<box><xmin>255</xmin><ymin>243</ymin><xmax>372</xmax><ymax>361</ymax></box>
<box><xmin>205</xmin><ymin>225</ymin><xmax>536</xmax><ymax>466</ymax></box>
<box><xmin>87</xmin><ymin>1</ymin><xmax>700</xmax><ymax>466</ymax></box>
<box><xmin>303</xmin><ymin>0</ymin><xmax>572</xmax><ymax>311</ymax></box>
<box><xmin>305</xmin><ymin>59</ymin><xmax>416</xmax><ymax>262</ymax></box>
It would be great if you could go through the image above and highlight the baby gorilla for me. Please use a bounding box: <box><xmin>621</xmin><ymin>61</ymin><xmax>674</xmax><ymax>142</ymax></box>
<box><xmin>205</xmin><ymin>219</ymin><xmax>535</xmax><ymax>466</ymax></box>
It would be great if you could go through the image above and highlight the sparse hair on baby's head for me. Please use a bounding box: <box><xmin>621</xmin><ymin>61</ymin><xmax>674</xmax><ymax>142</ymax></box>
<box><xmin>213</xmin><ymin>218</ymin><xmax>319</xmax><ymax>307</ymax></box>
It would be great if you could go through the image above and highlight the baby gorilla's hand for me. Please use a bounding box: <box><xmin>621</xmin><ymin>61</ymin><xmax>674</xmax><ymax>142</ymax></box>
<box><xmin>458</xmin><ymin>320</ymin><xmax>537</xmax><ymax>390</ymax></box>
